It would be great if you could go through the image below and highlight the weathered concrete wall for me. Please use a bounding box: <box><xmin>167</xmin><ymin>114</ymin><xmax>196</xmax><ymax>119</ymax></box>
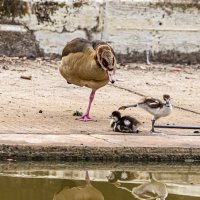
<box><xmin>0</xmin><ymin>0</ymin><xmax>200</xmax><ymax>63</ymax></box>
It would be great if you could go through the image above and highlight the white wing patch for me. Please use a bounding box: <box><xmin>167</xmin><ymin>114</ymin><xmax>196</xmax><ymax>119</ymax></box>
<box><xmin>149</xmin><ymin>102</ymin><xmax>157</xmax><ymax>106</ymax></box>
<box><xmin>117</xmin><ymin>125</ymin><xmax>121</xmax><ymax>131</ymax></box>
<box><xmin>149</xmin><ymin>101</ymin><xmax>160</xmax><ymax>107</ymax></box>
<box><xmin>124</xmin><ymin>119</ymin><xmax>131</xmax><ymax>126</ymax></box>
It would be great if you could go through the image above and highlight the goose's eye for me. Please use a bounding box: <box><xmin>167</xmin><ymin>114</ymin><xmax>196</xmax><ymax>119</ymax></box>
<box><xmin>102</xmin><ymin>58</ymin><xmax>108</xmax><ymax>67</ymax></box>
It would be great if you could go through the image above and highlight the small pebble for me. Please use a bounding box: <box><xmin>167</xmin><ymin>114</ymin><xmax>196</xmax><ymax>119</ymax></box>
<box><xmin>2</xmin><ymin>65</ymin><xmax>9</xmax><ymax>70</ymax></box>
<box><xmin>20</xmin><ymin>75</ymin><xmax>32</xmax><ymax>80</ymax></box>
<box><xmin>39</xmin><ymin>110</ymin><xmax>43</xmax><ymax>113</ymax></box>
<box><xmin>194</xmin><ymin>130</ymin><xmax>200</xmax><ymax>133</ymax></box>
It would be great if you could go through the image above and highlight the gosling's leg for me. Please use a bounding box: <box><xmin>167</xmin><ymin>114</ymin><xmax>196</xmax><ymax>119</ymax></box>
<box><xmin>150</xmin><ymin>118</ymin><xmax>162</xmax><ymax>133</ymax></box>
<box><xmin>151</xmin><ymin>118</ymin><xmax>156</xmax><ymax>132</ymax></box>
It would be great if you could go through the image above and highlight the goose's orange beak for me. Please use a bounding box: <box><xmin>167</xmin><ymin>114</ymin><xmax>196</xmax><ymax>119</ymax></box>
<box><xmin>108</xmin><ymin>71</ymin><xmax>116</xmax><ymax>84</ymax></box>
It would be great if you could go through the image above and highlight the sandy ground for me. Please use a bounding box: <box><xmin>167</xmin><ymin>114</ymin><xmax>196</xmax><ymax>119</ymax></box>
<box><xmin>0</xmin><ymin>57</ymin><xmax>200</xmax><ymax>161</ymax></box>
<box><xmin>0</xmin><ymin>57</ymin><xmax>199</xmax><ymax>136</ymax></box>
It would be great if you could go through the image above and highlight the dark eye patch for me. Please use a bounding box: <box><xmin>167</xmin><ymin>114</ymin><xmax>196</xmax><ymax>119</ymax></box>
<box><xmin>102</xmin><ymin>58</ymin><xmax>108</xmax><ymax>67</ymax></box>
<box><xmin>112</xmin><ymin>57</ymin><xmax>115</xmax><ymax>65</ymax></box>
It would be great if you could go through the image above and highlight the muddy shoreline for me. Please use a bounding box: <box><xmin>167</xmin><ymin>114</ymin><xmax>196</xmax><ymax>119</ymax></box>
<box><xmin>1</xmin><ymin>145</ymin><xmax>200</xmax><ymax>162</ymax></box>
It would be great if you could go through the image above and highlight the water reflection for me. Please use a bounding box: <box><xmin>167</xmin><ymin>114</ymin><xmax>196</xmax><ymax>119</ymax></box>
<box><xmin>53</xmin><ymin>171</ymin><xmax>104</xmax><ymax>200</ymax></box>
<box><xmin>0</xmin><ymin>163</ymin><xmax>200</xmax><ymax>200</ymax></box>
<box><xmin>113</xmin><ymin>172</ymin><xmax>168</xmax><ymax>200</ymax></box>
<box><xmin>107</xmin><ymin>171</ymin><xmax>138</xmax><ymax>182</ymax></box>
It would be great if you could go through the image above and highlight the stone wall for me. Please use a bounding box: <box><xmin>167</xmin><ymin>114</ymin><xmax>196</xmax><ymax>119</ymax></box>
<box><xmin>0</xmin><ymin>0</ymin><xmax>200</xmax><ymax>63</ymax></box>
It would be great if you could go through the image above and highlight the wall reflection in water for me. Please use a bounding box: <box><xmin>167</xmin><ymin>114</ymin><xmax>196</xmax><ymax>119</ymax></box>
<box><xmin>0</xmin><ymin>164</ymin><xmax>200</xmax><ymax>200</ymax></box>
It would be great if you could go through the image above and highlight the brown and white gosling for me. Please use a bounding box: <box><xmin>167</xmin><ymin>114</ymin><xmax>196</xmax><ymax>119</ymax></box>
<box><xmin>119</xmin><ymin>94</ymin><xmax>172</xmax><ymax>132</ymax></box>
<box><xmin>110</xmin><ymin>111</ymin><xmax>141</xmax><ymax>133</ymax></box>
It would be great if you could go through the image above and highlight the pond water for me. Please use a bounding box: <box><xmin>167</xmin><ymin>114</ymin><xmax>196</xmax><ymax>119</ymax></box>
<box><xmin>0</xmin><ymin>162</ymin><xmax>200</xmax><ymax>200</ymax></box>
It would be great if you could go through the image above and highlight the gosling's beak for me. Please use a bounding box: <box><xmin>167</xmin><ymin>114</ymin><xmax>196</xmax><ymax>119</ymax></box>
<box><xmin>107</xmin><ymin>71</ymin><xmax>116</xmax><ymax>84</ymax></box>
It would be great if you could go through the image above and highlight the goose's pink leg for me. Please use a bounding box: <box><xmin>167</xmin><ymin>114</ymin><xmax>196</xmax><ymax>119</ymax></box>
<box><xmin>77</xmin><ymin>90</ymin><xmax>97</xmax><ymax>122</ymax></box>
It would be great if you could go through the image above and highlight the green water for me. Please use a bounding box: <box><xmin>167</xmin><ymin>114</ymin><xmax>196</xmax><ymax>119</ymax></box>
<box><xmin>0</xmin><ymin>162</ymin><xmax>200</xmax><ymax>200</ymax></box>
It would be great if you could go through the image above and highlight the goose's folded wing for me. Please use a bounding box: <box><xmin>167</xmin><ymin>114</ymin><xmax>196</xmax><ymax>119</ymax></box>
<box><xmin>62</xmin><ymin>38</ymin><xmax>92</xmax><ymax>57</ymax></box>
<box><xmin>144</xmin><ymin>98</ymin><xmax>163</xmax><ymax>109</ymax></box>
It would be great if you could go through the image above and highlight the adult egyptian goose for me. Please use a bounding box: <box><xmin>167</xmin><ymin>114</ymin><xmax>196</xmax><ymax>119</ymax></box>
<box><xmin>119</xmin><ymin>94</ymin><xmax>172</xmax><ymax>132</ymax></box>
<box><xmin>53</xmin><ymin>171</ymin><xmax>104</xmax><ymax>200</ymax></box>
<box><xmin>60</xmin><ymin>38</ymin><xmax>117</xmax><ymax>121</ymax></box>
<box><xmin>110</xmin><ymin>111</ymin><xmax>141</xmax><ymax>133</ymax></box>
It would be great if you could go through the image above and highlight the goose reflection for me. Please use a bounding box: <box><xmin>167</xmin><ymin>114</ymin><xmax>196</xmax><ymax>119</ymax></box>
<box><xmin>114</xmin><ymin>172</ymin><xmax>168</xmax><ymax>200</ymax></box>
<box><xmin>53</xmin><ymin>171</ymin><xmax>104</xmax><ymax>200</ymax></box>
<box><xmin>107</xmin><ymin>171</ymin><xmax>138</xmax><ymax>183</ymax></box>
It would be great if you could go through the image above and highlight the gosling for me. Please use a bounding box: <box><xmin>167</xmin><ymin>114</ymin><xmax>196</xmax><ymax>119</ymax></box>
<box><xmin>119</xmin><ymin>94</ymin><xmax>172</xmax><ymax>132</ymax></box>
<box><xmin>110</xmin><ymin>111</ymin><xmax>141</xmax><ymax>133</ymax></box>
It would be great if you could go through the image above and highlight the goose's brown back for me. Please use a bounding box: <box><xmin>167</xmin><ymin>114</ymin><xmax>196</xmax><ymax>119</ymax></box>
<box><xmin>60</xmin><ymin>38</ymin><xmax>109</xmax><ymax>90</ymax></box>
<box><xmin>62</xmin><ymin>38</ymin><xmax>91</xmax><ymax>57</ymax></box>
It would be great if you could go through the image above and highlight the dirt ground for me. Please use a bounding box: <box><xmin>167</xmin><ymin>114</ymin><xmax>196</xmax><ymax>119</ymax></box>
<box><xmin>0</xmin><ymin>56</ymin><xmax>199</xmax><ymax>136</ymax></box>
<box><xmin>0</xmin><ymin>56</ymin><xmax>200</xmax><ymax>161</ymax></box>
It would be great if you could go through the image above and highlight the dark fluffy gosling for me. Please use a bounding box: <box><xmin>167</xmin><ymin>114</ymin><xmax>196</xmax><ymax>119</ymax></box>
<box><xmin>110</xmin><ymin>111</ymin><xmax>141</xmax><ymax>133</ymax></box>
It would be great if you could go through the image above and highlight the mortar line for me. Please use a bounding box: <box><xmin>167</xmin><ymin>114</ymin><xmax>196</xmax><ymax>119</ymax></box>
<box><xmin>88</xmin><ymin>134</ymin><xmax>124</xmax><ymax>147</ymax></box>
